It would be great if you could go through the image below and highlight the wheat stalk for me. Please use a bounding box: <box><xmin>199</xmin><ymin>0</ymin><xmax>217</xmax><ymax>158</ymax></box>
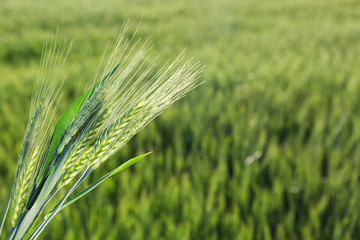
<box><xmin>9</xmin><ymin>37</ymin><xmax>71</xmax><ymax>228</ymax></box>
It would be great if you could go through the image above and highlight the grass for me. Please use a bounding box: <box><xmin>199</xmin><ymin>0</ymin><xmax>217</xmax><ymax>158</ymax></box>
<box><xmin>1</xmin><ymin>0</ymin><xmax>360</xmax><ymax>239</ymax></box>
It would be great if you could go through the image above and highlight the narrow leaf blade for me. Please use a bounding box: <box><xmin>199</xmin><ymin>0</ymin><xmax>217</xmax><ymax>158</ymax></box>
<box><xmin>0</xmin><ymin>185</ymin><xmax>13</xmax><ymax>237</ymax></box>
<box><xmin>45</xmin><ymin>152</ymin><xmax>151</xmax><ymax>217</ymax></box>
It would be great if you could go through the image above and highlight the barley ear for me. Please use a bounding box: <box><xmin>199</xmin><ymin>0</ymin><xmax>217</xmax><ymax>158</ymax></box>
<box><xmin>10</xmin><ymin>37</ymin><xmax>71</xmax><ymax>227</ymax></box>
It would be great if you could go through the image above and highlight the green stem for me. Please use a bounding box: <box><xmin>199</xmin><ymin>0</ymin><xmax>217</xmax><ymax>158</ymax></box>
<box><xmin>0</xmin><ymin>184</ymin><xmax>14</xmax><ymax>237</ymax></box>
<box><xmin>9</xmin><ymin>145</ymin><xmax>71</xmax><ymax>240</ymax></box>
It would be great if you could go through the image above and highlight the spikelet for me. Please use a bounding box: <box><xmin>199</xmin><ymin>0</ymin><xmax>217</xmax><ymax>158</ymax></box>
<box><xmin>10</xmin><ymin>37</ymin><xmax>71</xmax><ymax>226</ymax></box>
<box><xmin>57</xmin><ymin>108</ymin><xmax>111</xmax><ymax>187</ymax></box>
<box><xmin>11</xmin><ymin>148</ymin><xmax>38</xmax><ymax>226</ymax></box>
<box><xmin>90</xmin><ymin>101</ymin><xmax>145</xmax><ymax>169</ymax></box>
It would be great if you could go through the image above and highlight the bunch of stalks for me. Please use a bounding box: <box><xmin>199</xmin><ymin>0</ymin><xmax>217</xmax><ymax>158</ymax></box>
<box><xmin>0</xmin><ymin>23</ymin><xmax>202</xmax><ymax>240</ymax></box>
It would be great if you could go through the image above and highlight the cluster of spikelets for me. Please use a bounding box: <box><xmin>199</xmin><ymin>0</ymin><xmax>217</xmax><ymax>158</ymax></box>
<box><xmin>0</xmin><ymin>24</ymin><xmax>202</xmax><ymax>240</ymax></box>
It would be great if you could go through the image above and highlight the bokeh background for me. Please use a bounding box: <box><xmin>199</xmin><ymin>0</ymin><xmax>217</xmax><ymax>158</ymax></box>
<box><xmin>1</xmin><ymin>0</ymin><xmax>360</xmax><ymax>239</ymax></box>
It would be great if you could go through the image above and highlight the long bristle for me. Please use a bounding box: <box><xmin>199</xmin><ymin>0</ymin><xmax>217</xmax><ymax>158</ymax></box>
<box><xmin>56</xmin><ymin>25</ymin><xmax>202</xmax><ymax>186</ymax></box>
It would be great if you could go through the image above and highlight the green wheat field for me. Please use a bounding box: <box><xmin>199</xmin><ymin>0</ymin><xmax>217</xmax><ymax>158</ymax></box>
<box><xmin>1</xmin><ymin>0</ymin><xmax>360</xmax><ymax>239</ymax></box>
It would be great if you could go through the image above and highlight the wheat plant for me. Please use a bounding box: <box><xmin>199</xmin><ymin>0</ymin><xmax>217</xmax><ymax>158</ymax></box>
<box><xmin>0</xmin><ymin>23</ymin><xmax>202</xmax><ymax>240</ymax></box>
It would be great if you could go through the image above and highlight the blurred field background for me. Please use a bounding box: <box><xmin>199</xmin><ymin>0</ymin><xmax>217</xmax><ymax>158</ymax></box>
<box><xmin>1</xmin><ymin>0</ymin><xmax>360</xmax><ymax>239</ymax></box>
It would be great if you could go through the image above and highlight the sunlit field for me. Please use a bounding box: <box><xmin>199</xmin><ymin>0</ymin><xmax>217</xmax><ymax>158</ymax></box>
<box><xmin>1</xmin><ymin>0</ymin><xmax>360</xmax><ymax>239</ymax></box>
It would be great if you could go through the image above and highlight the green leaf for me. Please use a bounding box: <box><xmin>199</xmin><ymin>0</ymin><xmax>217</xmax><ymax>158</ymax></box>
<box><xmin>36</xmin><ymin>86</ymin><xmax>95</xmax><ymax>186</ymax></box>
<box><xmin>44</xmin><ymin>152</ymin><xmax>151</xmax><ymax>217</ymax></box>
